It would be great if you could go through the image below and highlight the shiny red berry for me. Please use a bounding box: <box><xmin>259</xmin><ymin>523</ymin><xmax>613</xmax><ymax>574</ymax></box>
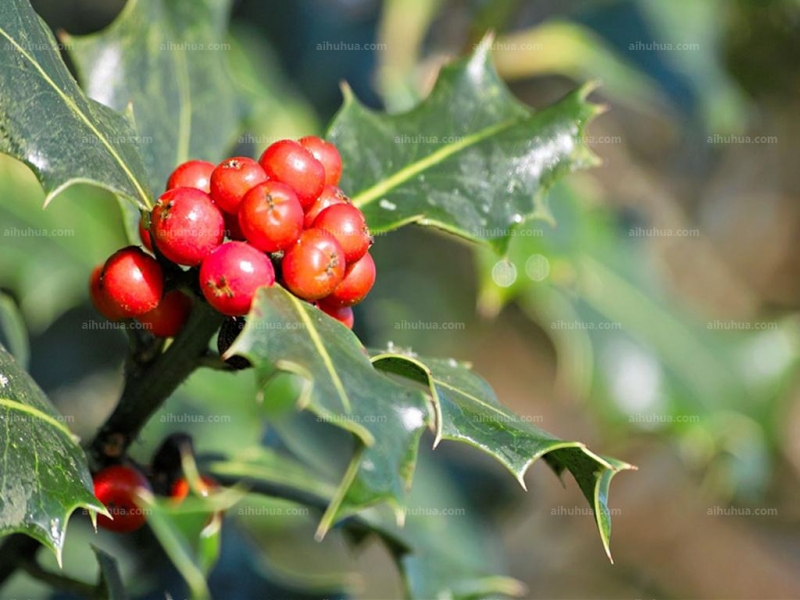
<box><xmin>299</xmin><ymin>136</ymin><xmax>342</xmax><ymax>187</ymax></box>
<box><xmin>89</xmin><ymin>265</ymin><xmax>124</xmax><ymax>320</ymax></box>
<box><xmin>136</xmin><ymin>290</ymin><xmax>192</xmax><ymax>338</ymax></box>
<box><xmin>282</xmin><ymin>229</ymin><xmax>346</xmax><ymax>301</ymax></box>
<box><xmin>324</xmin><ymin>252</ymin><xmax>376</xmax><ymax>307</ymax></box>
<box><xmin>200</xmin><ymin>242</ymin><xmax>275</xmax><ymax>316</ymax></box>
<box><xmin>101</xmin><ymin>247</ymin><xmax>164</xmax><ymax>317</ymax></box>
<box><xmin>318</xmin><ymin>303</ymin><xmax>354</xmax><ymax>329</ymax></box>
<box><xmin>138</xmin><ymin>214</ymin><xmax>153</xmax><ymax>252</ymax></box>
<box><xmin>93</xmin><ymin>465</ymin><xmax>152</xmax><ymax>533</ymax></box>
<box><xmin>209</xmin><ymin>157</ymin><xmax>268</xmax><ymax>215</ymax></box>
<box><xmin>166</xmin><ymin>160</ymin><xmax>215</xmax><ymax>193</ymax></box>
<box><xmin>312</xmin><ymin>203</ymin><xmax>372</xmax><ymax>263</ymax></box>
<box><xmin>303</xmin><ymin>185</ymin><xmax>348</xmax><ymax>228</ymax></box>
<box><xmin>238</xmin><ymin>181</ymin><xmax>304</xmax><ymax>253</ymax></box>
<box><xmin>151</xmin><ymin>187</ymin><xmax>225</xmax><ymax>266</ymax></box>
<box><xmin>258</xmin><ymin>140</ymin><xmax>325</xmax><ymax>209</ymax></box>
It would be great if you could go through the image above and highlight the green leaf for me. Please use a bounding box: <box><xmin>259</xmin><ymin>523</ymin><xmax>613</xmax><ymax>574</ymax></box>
<box><xmin>327</xmin><ymin>35</ymin><xmax>600</xmax><ymax>252</ymax></box>
<box><xmin>66</xmin><ymin>0</ymin><xmax>241</xmax><ymax>195</ymax></box>
<box><xmin>0</xmin><ymin>293</ymin><xmax>29</xmax><ymax>369</ymax></box>
<box><xmin>0</xmin><ymin>343</ymin><xmax>104</xmax><ymax>563</ymax></box>
<box><xmin>370</xmin><ymin>350</ymin><xmax>634</xmax><ymax>561</ymax></box>
<box><xmin>0</xmin><ymin>0</ymin><xmax>152</xmax><ymax>208</ymax></box>
<box><xmin>227</xmin><ymin>287</ymin><xmax>431</xmax><ymax>536</ymax></box>
<box><xmin>92</xmin><ymin>545</ymin><xmax>128</xmax><ymax>600</ymax></box>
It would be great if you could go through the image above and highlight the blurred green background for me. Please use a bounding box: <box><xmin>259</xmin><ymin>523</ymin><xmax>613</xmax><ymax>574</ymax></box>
<box><xmin>2</xmin><ymin>0</ymin><xmax>800</xmax><ymax>598</ymax></box>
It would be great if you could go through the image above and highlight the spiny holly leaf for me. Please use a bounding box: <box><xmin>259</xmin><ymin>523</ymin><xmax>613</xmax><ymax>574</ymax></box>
<box><xmin>371</xmin><ymin>350</ymin><xmax>634</xmax><ymax>561</ymax></box>
<box><xmin>0</xmin><ymin>343</ymin><xmax>104</xmax><ymax>563</ymax></box>
<box><xmin>65</xmin><ymin>0</ymin><xmax>240</xmax><ymax>195</ymax></box>
<box><xmin>226</xmin><ymin>287</ymin><xmax>431</xmax><ymax>537</ymax></box>
<box><xmin>0</xmin><ymin>0</ymin><xmax>152</xmax><ymax>208</ymax></box>
<box><xmin>207</xmin><ymin>447</ymin><xmax>525</xmax><ymax>600</ymax></box>
<box><xmin>327</xmin><ymin>35</ymin><xmax>600</xmax><ymax>253</ymax></box>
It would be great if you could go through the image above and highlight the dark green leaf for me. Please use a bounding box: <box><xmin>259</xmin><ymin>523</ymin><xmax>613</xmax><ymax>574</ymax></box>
<box><xmin>227</xmin><ymin>287</ymin><xmax>431</xmax><ymax>536</ymax></box>
<box><xmin>93</xmin><ymin>545</ymin><xmax>128</xmax><ymax>600</ymax></box>
<box><xmin>0</xmin><ymin>0</ymin><xmax>152</xmax><ymax>208</ymax></box>
<box><xmin>0</xmin><ymin>343</ymin><xmax>104</xmax><ymax>562</ymax></box>
<box><xmin>371</xmin><ymin>350</ymin><xmax>634</xmax><ymax>561</ymax></box>
<box><xmin>66</xmin><ymin>0</ymin><xmax>241</xmax><ymax>195</ymax></box>
<box><xmin>327</xmin><ymin>35</ymin><xmax>600</xmax><ymax>252</ymax></box>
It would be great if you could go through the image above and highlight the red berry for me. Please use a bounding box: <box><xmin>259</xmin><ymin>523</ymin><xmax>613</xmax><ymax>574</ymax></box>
<box><xmin>210</xmin><ymin>157</ymin><xmax>268</xmax><ymax>215</ymax></box>
<box><xmin>102</xmin><ymin>247</ymin><xmax>164</xmax><ymax>317</ymax></box>
<box><xmin>138</xmin><ymin>214</ymin><xmax>153</xmax><ymax>252</ymax></box>
<box><xmin>312</xmin><ymin>203</ymin><xmax>372</xmax><ymax>263</ymax></box>
<box><xmin>258</xmin><ymin>140</ymin><xmax>325</xmax><ymax>209</ymax></box>
<box><xmin>238</xmin><ymin>181</ymin><xmax>304</xmax><ymax>253</ymax></box>
<box><xmin>282</xmin><ymin>229</ymin><xmax>346</xmax><ymax>301</ymax></box>
<box><xmin>318</xmin><ymin>303</ymin><xmax>354</xmax><ymax>329</ymax></box>
<box><xmin>303</xmin><ymin>185</ymin><xmax>348</xmax><ymax>228</ymax></box>
<box><xmin>324</xmin><ymin>252</ymin><xmax>376</xmax><ymax>307</ymax></box>
<box><xmin>136</xmin><ymin>291</ymin><xmax>192</xmax><ymax>338</ymax></box>
<box><xmin>93</xmin><ymin>465</ymin><xmax>152</xmax><ymax>533</ymax></box>
<box><xmin>299</xmin><ymin>136</ymin><xmax>342</xmax><ymax>187</ymax></box>
<box><xmin>223</xmin><ymin>210</ymin><xmax>245</xmax><ymax>241</ymax></box>
<box><xmin>166</xmin><ymin>160</ymin><xmax>215</xmax><ymax>193</ymax></box>
<box><xmin>89</xmin><ymin>265</ymin><xmax>124</xmax><ymax>320</ymax></box>
<box><xmin>151</xmin><ymin>187</ymin><xmax>225</xmax><ymax>266</ymax></box>
<box><xmin>200</xmin><ymin>242</ymin><xmax>275</xmax><ymax>316</ymax></box>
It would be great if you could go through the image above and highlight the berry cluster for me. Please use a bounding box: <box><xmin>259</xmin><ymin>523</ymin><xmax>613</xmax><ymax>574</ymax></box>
<box><xmin>90</xmin><ymin>137</ymin><xmax>374</xmax><ymax>338</ymax></box>
<box><xmin>93</xmin><ymin>434</ymin><xmax>219</xmax><ymax>533</ymax></box>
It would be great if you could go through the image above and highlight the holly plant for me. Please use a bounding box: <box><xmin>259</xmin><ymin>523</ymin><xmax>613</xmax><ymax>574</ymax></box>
<box><xmin>0</xmin><ymin>0</ymin><xmax>633</xmax><ymax>598</ymax></box>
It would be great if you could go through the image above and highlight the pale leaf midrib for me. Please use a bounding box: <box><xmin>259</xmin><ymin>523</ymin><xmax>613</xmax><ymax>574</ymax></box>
<box><xmin>0</xmin><ymin>397</ymin><xmax>73</xmax><ymax>438</ymax></box>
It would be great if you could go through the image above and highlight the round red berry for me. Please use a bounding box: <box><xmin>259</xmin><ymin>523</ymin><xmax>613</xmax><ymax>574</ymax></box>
<box><xmin>282</xmin><ymin>229</ymin><xmax>346</xmax><ymax>301</ymax></box>
<box><xmin>138</xmin><ymin>214</ymin><xmax>153</xmax><ymax>252</ymax></box>
<box><xmin>93</xmin><ymin>465</ymin><xmax>152</xmax><ymax>533</ymax></box>
<box><xmin>136</xmin><ymin>290</ymin><xmax>192</xmax><ymax>338</ymax></box>
<box><xmin>299</xmin><ymin>136</ymin><xmax>342</xmax><ymax>187</ymax></box>
<box><xmin>258</xmin><ymin>140</ymin><xmax>325</xmax><ymax>209</ymax></box>
<box><xmin>304</xmin><ymin>185</ymin><xmax>348</xmax><ymax>228</ymax></box>
<box><xmin>166</xmin><ymin>160</ymin><xmax>215</xmax><ymax>193</ymax></box>
<box><xmin>102</xmin><ymin>247</ymin><xmax>164</xmax><ymax>317</ymax></box>
<box><xmin>318</xmin><ymin>303</ymin><xmax>354</xmax><ymax>329</ymax></box>
<box><xmin>89</xmin><ymin>265</ymin><xmax>124</xmax><ymax>320</ymax></box>
<box><xmin>324</xmin><ymin>252</ymin><xmax>375</xmax><ymax>307</ymax></box>
<box><xmin>209</xmin><ymin>157</ymin><xmax>268</xmax><ymax>215</ymax></box>
<box><xmin>200</xmin><ymin>242</ymin><xmax>275</xmax><ymax>316</ymax></box>
<box><xmin>238</xmin><ymin>181</ymin><xmax>304</xmax><ymax>253</ymax></box>
<box><xmin>312</xmin><ymin>203</ymin><xmax>372</xmax><ymax>263</ymax></box>
<box><xmin>151</xmin><ymin>187</ymin><xmax>225</xmax><ymax>266</ymax></box>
